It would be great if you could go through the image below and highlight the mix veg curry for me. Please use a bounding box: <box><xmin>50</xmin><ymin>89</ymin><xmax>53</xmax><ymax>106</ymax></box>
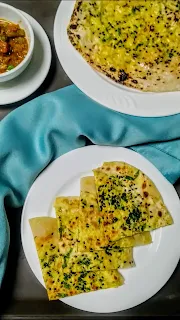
<box><xmin>0</xmin><ymin>19</ymin><xmax>28</xmax><ymax>74</ymax></box>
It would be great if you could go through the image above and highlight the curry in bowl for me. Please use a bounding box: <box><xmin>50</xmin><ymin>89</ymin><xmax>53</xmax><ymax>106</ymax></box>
<box><xmin>0</xmin><ymin>19</ymin><xmax>28</xmax><ymax>74</ymax></box>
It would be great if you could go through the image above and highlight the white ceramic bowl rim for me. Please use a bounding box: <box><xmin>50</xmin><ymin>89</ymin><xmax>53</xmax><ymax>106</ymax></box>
<box><xmin>0</xmin><ymin>2</ymin><xmax>34</xmax><ymax>78</ymax></box>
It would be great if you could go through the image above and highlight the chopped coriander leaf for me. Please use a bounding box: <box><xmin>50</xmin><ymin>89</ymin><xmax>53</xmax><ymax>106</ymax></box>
<box><xmin>7</xmin><ymin>65</ymin><xmax>14</xmax><ymax>71</ymax></box>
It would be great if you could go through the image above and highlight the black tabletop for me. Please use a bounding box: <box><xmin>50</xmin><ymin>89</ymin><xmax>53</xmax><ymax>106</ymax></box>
<box><xmin>0</xmin><ymin>1</ymin><xmax>180</xmax><ymax>319</ymax></box>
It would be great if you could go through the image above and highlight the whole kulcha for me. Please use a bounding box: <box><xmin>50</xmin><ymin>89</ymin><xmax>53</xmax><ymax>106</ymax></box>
<box><xmin>68</xmin><ymin>0</ymin><xmax>180</xmax><ymax>92</ymax></box>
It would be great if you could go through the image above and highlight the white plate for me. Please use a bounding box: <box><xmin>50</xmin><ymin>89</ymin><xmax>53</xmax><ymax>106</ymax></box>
<box><xmin>0</xmin><ymin>11</ymin><xmax>51</xmax><ymax>105</ymax></box>
<box><xmin>21</xmin><ymin>145</ymin><xmax>180</xmax><ymax>313</ymax></box>
<box><xmin>54</xmin><ymin>0</ymin><xmax>180</xmax><ymax>117</ymax></box>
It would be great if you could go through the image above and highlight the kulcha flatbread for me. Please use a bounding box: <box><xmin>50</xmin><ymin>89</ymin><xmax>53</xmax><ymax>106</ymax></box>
<box><xmin>78</xmin><ymin>176</ymin><xmax>108</xmax><ymax>252</ymax></box>
<box><xmin>110</xmin><ymin>232</ymin><xmax>152</xmax><ymax>250</ymax></box>
<box><xmin>79</xmin><ymin>176</ymin><xmax>152</xmax><ymax>251</ymax></box>
<box><xmin>65</xmin><ymin>247</ymin><xmax>134</xmax><ymax>272</ymax></box>
<box><xmin>54</xmin><ymin>196</ymin><xmax>135</xmax><ymax>271</ymax></box>
<box><xmin>93</xmin><ymin>162</ymin><xmax>173</xmax><ymax>242</ymax></box>
<box><xmin>29</xmin><ymin>217</ymin><xmax>124</xmax><ymax>300</ymax></box>
<box><xmin>67</xmin><ymin>0</ymin><xmax>180</xmax><ymax>92</ymax></box>
<box><xmin>54</xmin><ymin>197</ymin><xmax>79</xmax><ymax>254</ymax></box>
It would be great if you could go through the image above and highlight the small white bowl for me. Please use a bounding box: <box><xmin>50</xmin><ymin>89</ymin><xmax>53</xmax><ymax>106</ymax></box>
<box><xmin>0</xmin><ymin>2</ymin><xmax>34</xmax><ymax>83</ymax></box>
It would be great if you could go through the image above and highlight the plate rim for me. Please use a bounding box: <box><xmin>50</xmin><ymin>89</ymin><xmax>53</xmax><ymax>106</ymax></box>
<box><xmin>54</xmin><ymin>0</ymin><xmax>180</xmax><ymax>117</ymax></box>
<box><xmin>21</xmin><ymin>145</ymin><xmax>180</xmax><ymax>313</ymax></box>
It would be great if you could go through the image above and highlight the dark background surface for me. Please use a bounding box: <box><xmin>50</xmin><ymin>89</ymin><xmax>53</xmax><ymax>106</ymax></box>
<box><xmin>0</xmin><ymin>0</ymin><xmax>180</xmax><ymax>319</ymax></box>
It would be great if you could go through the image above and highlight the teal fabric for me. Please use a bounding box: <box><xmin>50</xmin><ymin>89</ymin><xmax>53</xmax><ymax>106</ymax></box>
<box><xmin>0</xmin><ymin>84</ymin><xmax>180</xmax><ymax>285</ymax></box>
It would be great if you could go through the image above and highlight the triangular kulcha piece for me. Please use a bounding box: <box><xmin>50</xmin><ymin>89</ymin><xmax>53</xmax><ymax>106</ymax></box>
<box><xmin>93</xmin><ymin>162</ymin><xmax>173</xmax><ymax>241</ymax></box>
<box><xmin>79</xmin><ymin>176</ymin><xmax>152</xmax><ymax>250</ymax></box>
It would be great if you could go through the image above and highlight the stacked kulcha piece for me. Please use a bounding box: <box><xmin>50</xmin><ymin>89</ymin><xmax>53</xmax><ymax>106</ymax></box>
<box><xmin>30</xmin><ymin>162</ymin><xmax>173</xmax><ymax>300</ymax></box>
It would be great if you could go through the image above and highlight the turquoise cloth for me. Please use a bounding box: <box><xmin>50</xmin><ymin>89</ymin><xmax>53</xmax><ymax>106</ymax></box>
<box><xmin>0</xmin><ymin>84</ymin><xmax>180</xmax><ymax>285</ymax></box>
